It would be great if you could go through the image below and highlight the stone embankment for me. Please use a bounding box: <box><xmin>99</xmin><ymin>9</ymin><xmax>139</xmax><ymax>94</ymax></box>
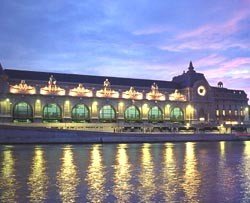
<box><xmin>0</xmin><ymin>125</ymin><xmax>249</xmax><ymax>144</ymax></box>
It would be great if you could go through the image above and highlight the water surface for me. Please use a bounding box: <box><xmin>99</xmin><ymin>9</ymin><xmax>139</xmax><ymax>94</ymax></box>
<box><xmin>0</xmin><ymin>141</ymin><xmax>250</xmax><ymax>202</ymax></box>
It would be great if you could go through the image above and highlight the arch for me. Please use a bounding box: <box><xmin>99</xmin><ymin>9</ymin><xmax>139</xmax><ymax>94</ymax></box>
<box><xmin>170</xmin><ymin>107</ymin><xmax>184</xmax><ymax>122</ymax></box>
<box><xmin>13</xmin><ymin>101</ymin><xmax>33</xmax><ymax>121</ymax></box>
<box><xmin>71</xmin><ymin>104</ymin><xmax>90</xmax><ymax>122</ymax></box>
<box><xmin>124</xmin><ymin>105</ymin><xmax>140</xmax><ymax>121</ymax></box>
<box><xmin>43</xmin><ymin>103</ymin><xmax>62</xmax><ymax>121</ymax></box>
<box><xmin>148</xmin><ymin>106</ymin><xmax>163</xmax><ymax>122</ymax></box>
<box><xmin>99</xmin><ymin>105</ymin><xmax>116</xmax><ymax>122</ymax></box>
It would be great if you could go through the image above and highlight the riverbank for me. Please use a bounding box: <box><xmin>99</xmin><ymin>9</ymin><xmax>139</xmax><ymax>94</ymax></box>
<box><xmin>0</xmin><ymin>125</ymin><xmax>249</xmax><ymax>144</ymax></box>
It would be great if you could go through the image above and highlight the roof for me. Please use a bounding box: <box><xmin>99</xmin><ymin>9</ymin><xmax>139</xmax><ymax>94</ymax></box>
<box><xmin>172</xmin><ymin>62</ymin><xmax>208</xmax><ymax>88</ymax></box>
<box><xmin>4</xmin><ymin>69</ymin><xmax>179</xmax><ymax>89</ymax></box>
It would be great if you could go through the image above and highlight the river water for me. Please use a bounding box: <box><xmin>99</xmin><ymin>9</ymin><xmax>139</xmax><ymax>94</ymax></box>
<box><xmin>0</xmin><ymin>141</ymin><xmax>250</xmax><ymax>203</ymax></box>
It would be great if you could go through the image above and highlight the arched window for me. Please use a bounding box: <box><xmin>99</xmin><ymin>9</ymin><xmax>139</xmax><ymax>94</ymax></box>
<box><xmin>148</xmin><ymin>106</ymin><xmax>163</xmax><ymax>122</ymax></box>
<box><xmin>99</xmin><ymin>105</ymin><xmax>116</xmax><ymax>122</ymax></box>
<box><xmin>170</xmin><ymin>107</ymin><xmax>184</xmax><ymax>122</ymax></box>
<box><xmin>43</xmin><ymin>103</ymin><xmax>62</xmax><ymax>121</ymax></box>
<box><xmin>124</xmin><ymin>105</ymin><xmax>140</xmax><ymax>121</ymax></box>
<box><xmin>13</xmin><ymin>102</ymin><xmax>33</xmax><ymax>121</ymax></box>
<box><xmin>72</xmin><ymin>104</ymin><xmax>90</xmax><ymax>122</ymax></box>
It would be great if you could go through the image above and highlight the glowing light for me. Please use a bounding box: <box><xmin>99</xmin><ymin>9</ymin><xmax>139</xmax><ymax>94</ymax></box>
<box><xmin>86</xmin><ymin>144</ymin><xmax>106</xmax><ymax>203</ymax></box>
<box><xmin>122</xmin><ymin>86</ymin><xmax>143</xmax><ymax>100</ymax></box>
<box><xmin>146</xmin><ymin>83</ymin><xmax>165</xmax><ymax>101</ymax></box>
<box><xmin>40</xmin><ymin>75</ymin><xmax>65</xmax><ymax>96</ymax></box>
<box><xmin>57</xmin><ymin>146</ymin><xmax>79</xmax><ymax>203</ymax></box>
<box><xmin>169</xmin><ymin>89</ymin><xmax>186</xmax><ymax>101</ymax></box>
<box><xmin>113</xmin><ymin>144</ymin><xmax>132</xmax><ymax>202</ymax></box>
<box><xmin>69</xmin><ymin>83</ymin><xmax>93</xmax><ymax>97</ymax></box>
<box><xmin>28</xmin><ymin>147</ymin><xmax>48</xmax><ymax>203</ymax></box>
<box><xmin>0</xmin><ymin>146</ymin><xmax>17</xmax><ymax>203</ymax></box>
<box><xmin>9</xmin><ymin>80</ymin><xmax>36</xmax><ymax>94</ymax></box>
<box><xmin>182</xmin><ymin>142</ymin><xmax>201</xmax><ymax>202</ymax></box>
<box><xmin>96</xmin><ymin>79</ymin><xmax>119</xmax><ymax>98</ymax></box>
<box><xmin>138</xmin><ymin>143</ymin><xmax>155</xmax><ymax>202</ymax></box>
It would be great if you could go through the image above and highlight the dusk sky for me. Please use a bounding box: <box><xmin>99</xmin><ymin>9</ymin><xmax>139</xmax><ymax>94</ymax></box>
<box><xmin>1</xmin><ymin>0</ymin><xmax>250</xmax><ymax>98</ymax></box>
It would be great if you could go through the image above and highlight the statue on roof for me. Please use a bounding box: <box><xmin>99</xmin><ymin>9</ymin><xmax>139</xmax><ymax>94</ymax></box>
<box><xmin>188</xmin><ymin>61</ymin><xmax>195</xmax><ymax>72</ymax></box>
<box><xmin>103</xmin><ymin>79</ymin><xmax>111</xmax><ymax>91</ymax></box>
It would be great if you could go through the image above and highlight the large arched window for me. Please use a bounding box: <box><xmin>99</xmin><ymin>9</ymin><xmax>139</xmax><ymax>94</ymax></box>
<box><xmin>43</xmin><ymin>103</ymin><xmax>62</xmax><ymax>121</ymax></box>
<box><xmin>124</xmin><ymin>105</ymin><xmax>140</xmax><ymax>121</ymax></box>
<box><xmin>71</xmin><ymin>104</ymin><xmax>90</xmax><ymax>122</ymax></box>
<box><xmin>148</xmin><ymin>106</ymin><xmax>163</xmax><ymax>122</ymax></box>
<box><xmin>99</xmin><ymin>105</ymin><xmax>116</xmax><ymax>122</ymax></box>
<box><xmin>13</xmin><ymin>102</ymin><xmax>33</xmax><ymax>121</ymax></box>
<box><xmin>170</xmin><ymin>107</ymin><xmax>184</xmax><ymax>122</ymax></box>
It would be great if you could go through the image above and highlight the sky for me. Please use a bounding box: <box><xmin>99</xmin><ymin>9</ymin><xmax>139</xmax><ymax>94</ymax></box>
<box><xmin>0</xmin><ymin>0</ymin><xmax>250</xmax><ymax>99</ymax></box>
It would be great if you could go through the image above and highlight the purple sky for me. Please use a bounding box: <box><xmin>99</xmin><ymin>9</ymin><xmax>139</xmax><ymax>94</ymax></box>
<box><xmin>0</xmin><ymin>0</ymin><xmax>250</xmax><ymax>99</ymax></box>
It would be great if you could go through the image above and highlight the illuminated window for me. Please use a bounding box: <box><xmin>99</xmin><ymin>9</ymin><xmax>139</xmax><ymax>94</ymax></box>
<box><xmin>216</xmin><ymin>110</ymin><xmax>219</xmax><ymax>116</ymax></box>
<box><xmin>148</xmin><ymin>106</ymin><xmax>163</xmax><ymax>122</ymax></box>
<box><xmin>43</xmin><ymin>103</ymin><xmax>62</xmax><ymax>121</ymax></box>
<box><xmin>240</xmin><ymin>110</ymin><xmax>243</xmax><ymax>116</ymax></box>
<box><xmin>170</xmin><ymin>107</ymin><xmax>184</xmax><ymax>122</ymax></box>
<box><xmin>99</xmin><ymin>105</ymin><xmax>116</xmax><ymax>122</ymax></box>
<box><xmin>71</xmin><ymin>104</ymin><xmax>90</xmax><ymax>122</ymax></box>
<box><xmin>235</xmin><ymin>110</ymin><xmax>238</xmax><ymax>116</ymax></box>
<box><xmin>222</xmin><ymin>110</ymin><xmax>225</xmax><ymax>116</ymax></box>
<box><xmin>13</xmin><ymin>102</ymin><xmax>33</xmax><ymax>121</ymax></box>
<box><xmin>229</xmin><ymin>110</ymin><xmax>232</xmax><ymax>115</ymax></box>
<box><xmin>124</xmin><ymin>105</ymin><xmax>140</xmax><ymax>121</ymax></box>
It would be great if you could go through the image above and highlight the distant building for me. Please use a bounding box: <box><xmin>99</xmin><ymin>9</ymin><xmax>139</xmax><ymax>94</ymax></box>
<box><xmin>0</xmin><ymin>62</ymin><xmax>249</xmax><ymax>132</ymax></box>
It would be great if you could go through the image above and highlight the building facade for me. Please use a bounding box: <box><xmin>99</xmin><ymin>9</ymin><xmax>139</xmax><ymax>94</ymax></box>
<box><xmin>0</xmin><ymin>62</ymin><xmax>249</xmax><ymax>132</ymax></box>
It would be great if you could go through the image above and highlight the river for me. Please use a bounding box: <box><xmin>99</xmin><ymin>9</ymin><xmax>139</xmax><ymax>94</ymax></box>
<box><xmin>0</xmin><ymin>141</ymin><xmax>250</xmax><ymax>202</ymax></box>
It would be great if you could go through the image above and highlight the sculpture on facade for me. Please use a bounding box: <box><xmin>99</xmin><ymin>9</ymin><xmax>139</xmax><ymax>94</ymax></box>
<box><xmin>69</xmin><ymin>83</ymin><xmax>93</xmax><ymax>97</ymax></box>
<box><xmin>9</xmin><ymin>80</ymin><xmax>36</xmax><ymax>94</ymax></box>
<box><xmin>122</xmin><ymin>86</ymin><xmax>143</xmax><ymax>100</ymax></box>
<box><xmin>96</xmin><ymin>79</ymin><xmax>119</xmax><ymax>98</ymax></box>
<box><xmin>146</xmin><ymin>83</ymin><xmax>165</xmax><ymax>101</ymax></box>
<box><xmin>40</xmin><ymin>75</ymin><xmax>65</xmax><ymax>95</ymax></box>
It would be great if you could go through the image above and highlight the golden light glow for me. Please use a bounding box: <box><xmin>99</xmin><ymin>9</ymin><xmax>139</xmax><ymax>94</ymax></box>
<box><xmin>9</xmin><ymin>80</ymin><xmax>36</xmax><ymax>94</ymax></box>
<box><xmin>142</xmin><ymin>103</ymin><xmax>149</xmax><ymax>118</ymax></box>
<box><xmin>161</xmin><ymin>143</ymin><xmax>179</xmax><ymax>201</ymax></box>
<box><xmin>64</xmin><ymin>100</ymin><xmax>71</xmax><ymax>117</ymax></box>
<box><xmin>146</xmin><ymin>83</ymin><xmax>165</xmax><ymax>101</ymax></box>
<box><xmin>220</xmin><ymin>141</ymin><xmax>225</xmax><ymax>157</ymax></box>
<box><xmin>86</xmin><ymin>144</ymin><xmax>106</xmax><ymax>203</ymax></box>
<box><xmin>91</xmin><ymin>101</ymin><xmax>98</xmax><ymax>117</ymax></box>
<box><xmin>35</xmin><ymin>99</ymin><xmax>42</xmax><ymax>117</ymax></box>
<box><xmin>138</xmin><ymin>143</ymin><xmax>155</xmax><ymax>202</ymax></box>
<box><xmin>40</xmin><ymin>75</ymin><xmax>65</xmax><ymax>96</ymax></box>
<box><xmin>113</xmin><ymin>144</ymin><xmax>132</xmax><ymax>202</ymax></box>
<box><xmin>57</xmin><ymin>146</ymin><xmax>79</xmax><ymax>203</ymax></box>
<box><xmin>28</xmin><ymin>147</ymin><xmax>48</xmax><ymax>203</ymax></box>
<box><xmin>169</xmin><ymin>89</ymin><xmax>186</xmax><ymax>101</ymax></box>
<box><xmin>0</xmin><ymin>146</ymin><xmax>17</xmax><ymax>203</ymax></box>
<box><xmin>186</xmin><ymin>105</ymin><xmax>194</xmax><ymax>121</ymax></box>
<box><xmin>69</xmin><ymin>84</ymin><xmax>93</xmax><ymax>97</ymax></box>
<box><xmin>96</xmin><ymin>79</ymin><xmax>119</xmax><ymax>98</ymax></box>
<box><xmin>182</xmin><ymin>142</ymin><xmax>201</xmax><ymax>202</ymax></box>
<box><xmin>122</xmin><ymin>86</ymin><xmax>143</xmax><ymax>100</ymax></box>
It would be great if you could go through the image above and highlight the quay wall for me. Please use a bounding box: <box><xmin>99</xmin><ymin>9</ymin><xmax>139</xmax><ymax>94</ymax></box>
<box><xmin>0</xmin><ymin>125</ymin><xmax>250</xmax><ymax>144</ymax></box>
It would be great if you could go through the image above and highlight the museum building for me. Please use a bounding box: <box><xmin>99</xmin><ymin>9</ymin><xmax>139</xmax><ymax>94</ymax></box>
<box><xmin>0</xmin><ymin>62</ymin><xmax>249</xmax><ymax>132</ymax></box>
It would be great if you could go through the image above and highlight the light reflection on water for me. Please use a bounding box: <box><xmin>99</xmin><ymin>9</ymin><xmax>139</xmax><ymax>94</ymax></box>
<box><xmin>113</xmin><ymin>144</ymin><xmax>133</xmax><ymax>202</ymax></box>
<box><xmin>0</xmin><ymin>141</ymin><xmax>250</xmax><ymax>202</ymax></box>
<box><xmin>138</xmin><ymin>143</ymin><xmax>156</xmax><ymax>202</ymax></box>
<box><xmin>57</xmin><ymin>145</ymin><xmax>80</xmax><ymax>203</ymax></box>
<box><xmin>28</xmin><ymin>147</ymin><xmax>48</xmax><ymax>203</ymax></box>
<box><xmin>0</xmin><ymin>146</ymin><xmax>17</xmax><ymax>203</ymax></box>
<box><xmin>182</xmin><ymin>142</ymin><xmax>201</xmax><ymax>202</ymax></box>
<box><xmin>85</xmin><ymin>144</ymin><xmax>106</xmax><ymax>203</ymax></box>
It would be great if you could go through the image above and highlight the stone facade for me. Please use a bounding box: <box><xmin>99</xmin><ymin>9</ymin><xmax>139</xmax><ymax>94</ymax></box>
<box><xmin>0</xmin><ymin>62</ymin><xmax>249</xmax><ymax>132</ymax></box>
